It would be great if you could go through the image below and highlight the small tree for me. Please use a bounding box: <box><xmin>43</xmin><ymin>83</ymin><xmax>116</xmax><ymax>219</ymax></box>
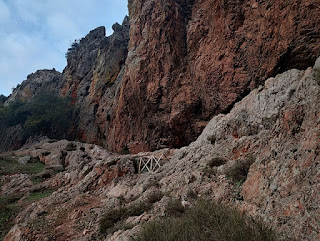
<box><xmin>23</xmin><ymin>92</ymin><xmax>75</xmax><ymax>139</ymax></box>
<box><xmin>0</xmin><ymin>95</ymin><xmax>8</xmax><ymax>104</ymax></box>
<box><xmin>65</xmin><ymin>39</ymin><xmax>80</xmax><ymax>59</ymax></box>
<box><xmin>0</xmin><ymin>92</ymin><xmax>76</xmax><ymax>140</ymax></box>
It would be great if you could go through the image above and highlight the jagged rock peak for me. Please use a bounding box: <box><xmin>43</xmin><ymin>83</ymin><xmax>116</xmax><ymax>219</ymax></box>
<box><xmin>25</xmin><ymin>69</ymin><xmax>61</xmax><ymax>84</ymax></box>
<box><xmin>109</xmin><ymin>16</ymin><xmax>130</xmax><ymax>43</ymax></box>
<box><xmin>112</xmin><ymin>15</ymin><xmax>129</xmax><ymax>32</ymax></box>
<box><xmin>80</xmin><ymin>26</ymin><xmax>106</xmax><ymax>44</ymax></box>
<box><xmin>8</xmin><ymin>69</ymin><xmax>61</xmax><ymax>103</ymax></box>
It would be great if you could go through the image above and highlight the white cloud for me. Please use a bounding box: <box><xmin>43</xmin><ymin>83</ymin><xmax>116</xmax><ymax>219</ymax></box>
<box><xmin>0</xmin><ymin>32</ymin><xmax>64</xmax><ymax>95</ymax></box>
<box><xmin>0</xmin><ymin>0</ymin><xmax>128</xmax><ymax>96</ymax></box>
<box><xmin>47</xmin><ymin>13</ymin><xmax>81</xmax><ymax>41</ymax></box>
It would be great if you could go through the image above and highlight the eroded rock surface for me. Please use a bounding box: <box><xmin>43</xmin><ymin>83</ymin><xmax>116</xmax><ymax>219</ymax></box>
<box><xmin>3</xmin><ymin>17</ymin><xmax>130</xmax><ymax>151</ymax></box>
<box><xmin>7</xmin><ymin>69</ymin><xmax>62</xmax><ymax>103</ymax></box>
<box><xmin>4</xmin><ymin>58</ymin><xmax>320</xmax><ymax>241</ymax></box>
<box><xmin>110</xmin><ymin>0</ymin><xmax>320</xmax><ymax>151</ymax></box>
<box><xmin>59</xmin><ymin>17</ymin><xmax>130</xmax><ymax>146</ymax></box>
<box><xmin>4</xmin><ymin>1</ymin><xmax>319</xmax><ymax>153</ymax></box>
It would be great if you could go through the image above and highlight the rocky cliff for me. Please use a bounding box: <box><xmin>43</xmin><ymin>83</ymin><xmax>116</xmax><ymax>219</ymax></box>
<box><xmin>5</xmin><ymin>0</ymin><xmax>319</xmax><ymax>153</ymax></box>
<box><xmin>3</xmin><ymin>17</ymin><xmax>130</xmax><ymax>151</ymax></box>
<box><xmin>1</xmin><ymin>1</ymin><xmax>320</xmax><ymax>240</ymax></box>
<box><xmin>2</xmin><ymin>57</ymin><xmax>320</xmax><ymax>241</ymax></box>
<box><xmin>58</xmin><ymin>17</ymin><xmax>129</xmax><ymax>145</ymax></box>
<box><xmin>110</xmin><ymin>0</ymin><xmax>320</xmax><ymax>152</ymax></box>
<box><xmin>0</xmin><ymin>69</ymin><xmax>62</xmax><ymax>152</ymax></box>
<box><xmin>8</xmin><ymin>69</ymin><xmax>61</xmax><ymax>102</ymax></box>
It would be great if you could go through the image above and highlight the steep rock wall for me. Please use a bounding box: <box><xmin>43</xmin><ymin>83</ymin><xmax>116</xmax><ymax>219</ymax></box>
<box><xmin>2</xmin><ymin>18</ymin><xmax>130</xmax><ymax>152</ymax></box>
<box><xmin>3</xmin><ymin>1</ymin><xmax>320</xmax><ymax>153</ymax></box>
<box><xmin>59</xmin><ymin>17</ymin><xmax>130</xmax><ymax>145</ymax></box>
<box><xmin>109</xmin><ymin>0</ymin><xmax>320</xmax><ymax>152</ymax></box>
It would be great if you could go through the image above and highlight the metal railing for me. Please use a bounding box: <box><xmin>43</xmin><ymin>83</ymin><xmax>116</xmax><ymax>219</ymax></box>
<box><xmin>138</xmin><ymin>154</ymin><xmax>169</xmax><ymax>173</ymax></box>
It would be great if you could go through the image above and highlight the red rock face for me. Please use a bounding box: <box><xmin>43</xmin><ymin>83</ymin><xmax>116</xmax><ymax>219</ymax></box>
<box><xmin>109</xmin><ymin>0</ymin><xmax>320</xmax><ymax>152</ymax></box>
<box><xmin>3</xmin><ymin>1</ymin><xmax>319</xmax><ymax>154</ymax></box>
<box><xmin>59</xmin><ymin>20</ymin><xmax>130</xmax><ymax>146</ymax></box>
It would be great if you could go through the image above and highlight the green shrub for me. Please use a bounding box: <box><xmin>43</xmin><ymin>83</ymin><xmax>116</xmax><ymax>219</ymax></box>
<box><xmin>0</xmin><ymin>94</ymin><xmax>7</xmax><ymax>104</ymax></box>
<box><xmin>31</xmin><ymin>176</ymin><xmax>43</xmax><ymax>184</ymax></box>
<box><xmin>100</xmin><ymin>201</ymin><xmax>154</xmax><ymax>235</ymax></box>
<box><xmin>0</xmin><ymin>194</ymin><xmax>23</xmax><ymax>240</ymax></box>
<box><xmin>25</xmin><ymin>189</ymin><xmax>54</xmax><ymax>202</ymax></box>
<box><xmin>186</xmin><ymin>189</ymin><xmax>198</xmax><ymax>200</ymax></box>
<box><xmin>0</xmin><ymin>92</ymin><xmax>76</xmax><ymax>141</ymax></box>
<box><xmin>208</xmin><ymin>157</ymin><xmax>227</xmax><ymax>167</ymax></box>
<box><xmin>126</xmin><ymin>202</ymin><xmax>153</xmax><ymax>217</ymax></box>
<box><xmin>65</xmin><ymin>39</ymin><xmax>80</xmax><ymax>59</ymax></box>
<box><xmin>0</xmin><ymin>188</ymin><xmax>53</xmax><ymax>239</ymax></box>
<box><xmin>165</xmin><ymin>199</ymin><xmax>185</xmax><ymax>217</ymax></box>
<box><xmin>100</xmin><ymin>208</ymin><xmax>126</xmax><ymax>234</ymax></box>
<box><xmin>23</xmin><ymin>93</ymin><xmax>75</xmax><ymax>139</ymax></box>
<box><xmin>100</xmin><ymin>192</ymin><xmax>164</xmax><ymax>235</ymax></box>
<box><xmin>65</xmin><ymin>142</ymin><xmax>77</xmax><ymax>151</ymax></box>
<box><xmin>203</xmin><ymin>157</ymin><xmax>227</xmax><ymax>177</ymax></box>
<box><xmin>0</xmin><ymin>99</ymin><xmax>29</xmax><ymax>129</ymax></box>
<box><xmin>225</xmin><ymin>154</ymin><xmax>255</xmax><ymax>182</ymax></box>
<box><xmin>146</xmin><ymin>191</ymin><xmax>164</xmax><ymax>204</ymax></box>
<box><xmin>133</xmin><ymin>199</ymin><xmax>278</xmax><ymax>241</ymax></box>
<box><xmin>0</xmin><ymin>156</ymin><xmax>45</xmax><ymax>176</ymax></box>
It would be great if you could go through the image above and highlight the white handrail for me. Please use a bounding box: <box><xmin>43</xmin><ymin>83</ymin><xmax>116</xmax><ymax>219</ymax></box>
<box><xmin>138</xmin><ymin>155</ymin><xmax>163</xmax><ymax>173</ymax></box>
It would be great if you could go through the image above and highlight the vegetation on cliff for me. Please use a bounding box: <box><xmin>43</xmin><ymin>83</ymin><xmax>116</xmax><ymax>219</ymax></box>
<box><xmin>65</xmin><ymin>39</ymin><xmax>80</xmax><ymax>59</ymax></box>
<box><xmin>0</xmin><ymin>92</ymin><xmax>77</xmax><ymax>141</ymax></box>
<box><xmin>0</xmin><ymin>95</ymin><xmax>8</xmax><ymax>108</ymax></box>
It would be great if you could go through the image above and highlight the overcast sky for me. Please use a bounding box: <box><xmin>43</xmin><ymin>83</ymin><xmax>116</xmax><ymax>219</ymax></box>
<box><xmin>0</xmin><ymin>0</ymin><xmax>128</xmax><ymax>96</ymax></box>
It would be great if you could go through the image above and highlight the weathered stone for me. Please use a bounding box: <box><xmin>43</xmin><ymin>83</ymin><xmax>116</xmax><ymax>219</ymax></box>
<box><xmin>4</xmin><ymin>1</ymin><xmax>319</xmax><ymax>153</ymax></box>
<box><xmin>35</xmin><ymin>169</ymin><xmax>55</xmax><ymax>179</ymax></box>
<box><xmin>109</xmin><ymin>0</ymin><xmax>320</xmax><ymax>152</ymax></box>
<box><xmin>18</xmin><ymin>156</ymin><xmax>31</xmax><ymax>164</ymax></box>
<box><xmin>6</xmin><ymin>69</ymin><xmax>61</xmax><ymax>103</ymax></box>
<box><xmin>58</xmin><ymin>17</ymin><xmax>130</xmax><ymax>146</ymax></box>
<box><xmin>3</xmin><ymin>55</ymin><xmax>320</xmax><ymax>241</ymax></box>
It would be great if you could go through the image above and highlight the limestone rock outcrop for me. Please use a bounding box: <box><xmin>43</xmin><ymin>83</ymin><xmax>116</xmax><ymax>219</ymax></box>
<box><xmin>3</xmin><ymin>1</ymin><xmax>320</xmax><ymax>154</ymax></box>
<box><xmin>3</xmin><ymin>17</ymin><xmax>130</xmax><ymax>151</ymax></box>
<box><xmin>3</xmin><ymin>57</ymin><xmax>320</xmax><ymax>241</ymax></box>
<box><xmin>160</xmin><ymin>57</ymin><xmax>320</xmax><ymax>240</ymax></box>
<box><xmin>57</xmin><ymin>17</ymin><xmax>130</xmax><ymax>146</ymax></box>
<box><xmin>7</xmin><ymin>69</ymin><xmax>61</xmax><ymax>102</ymax></box>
